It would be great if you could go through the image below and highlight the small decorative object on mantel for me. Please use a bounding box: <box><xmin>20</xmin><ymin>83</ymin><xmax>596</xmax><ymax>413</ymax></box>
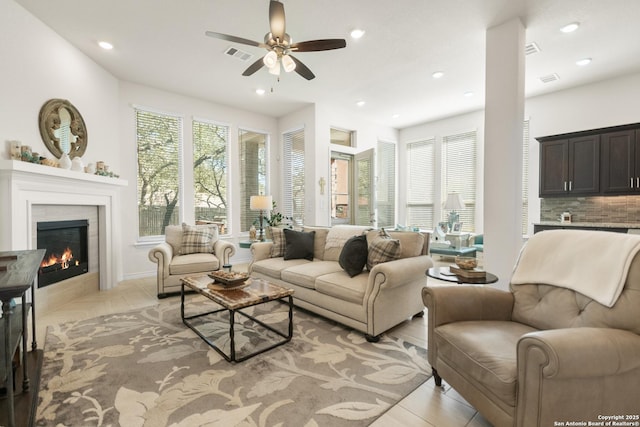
<box><xmin>38</xmin><ymin>98</ymin><xmax>88</xmax><ymax>160</ymax></box>
<box><xmin>71</xmin><ymin>156</ymin><xmax>84</xmax><ymax>172</ymax></box>
<box><xmin>10</xmin><ymin>141</ymin><xmax>22</xmax><ymax>160</ymax></box>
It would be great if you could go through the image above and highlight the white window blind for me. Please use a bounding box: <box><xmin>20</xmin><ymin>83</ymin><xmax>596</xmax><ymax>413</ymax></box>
<box><xmin>522</xmin><ymin>120</ymin><xmax>530</xmax><ymax>236</ymax></box>
<box><xmin>192</xmin><ymin>120</ymin><xmax>228</xmax><ymax>233</ymax></box>
<box><xmin>442</xmin><ymin>131</ymin><xmax>476</xmax><ymax>232</ymax></box>
<box><xmin>283</xmin><ymin>128</ymin><xmax>305</xmax><ymax>226</ymax></box>
<box><xmin>135</xmin><ymin>108</ymin><xmax>182</xmax><ymax>238</ymax></box>
<box><xmin>377</xmin><ymin>141</ymin><xmax>396</xmax><ymax>228</ymax></box>
<box><xmin>240</xmin><ymin>129</ymin><xmax>268</xmax><ymax>232</ymax></box>
<box><xmin>406</xmin><ymin>139</ymin><xmax>436</xmax><ymax>229</ymax></box>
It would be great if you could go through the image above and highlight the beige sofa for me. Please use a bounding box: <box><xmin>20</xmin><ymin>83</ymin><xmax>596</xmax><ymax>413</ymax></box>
<box><xmin>149</xmin><ymin>223</ymin><xmax>236</xmax><ymax>298</ymax></box>
<box><xmin>249</xmin><ymin>225</ymin><xmax>433</xmax><ymax>341</ymax></box>
<box><xmin>423</xmin><ymin>229</ymin><xmax>640</xmax><ymax>427</ymax></box>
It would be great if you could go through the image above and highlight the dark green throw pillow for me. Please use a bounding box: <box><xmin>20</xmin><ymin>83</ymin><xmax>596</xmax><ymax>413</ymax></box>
<box><xmin>283</xmin><ymin>229</ymin><xmax>316</xmax><ymax>261</ymax></box>
<box><xmin>339</xmin><ymin>235</ymin><xmax>368</xmax><ymax>277</ymax></box>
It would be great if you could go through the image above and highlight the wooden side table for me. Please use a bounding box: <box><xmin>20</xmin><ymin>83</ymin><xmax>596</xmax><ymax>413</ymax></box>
<box><xmin>0</xmin><ymin>249</ymin><xmax>45</xmax><ymax>427</ymax></box>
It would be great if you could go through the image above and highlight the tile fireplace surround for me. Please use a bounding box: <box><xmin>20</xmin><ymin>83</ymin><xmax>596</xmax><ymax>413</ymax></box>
<box><xmin>0</xmin><ymin>160</ymin><xmax>127</xmax><ymax>290</ymax></box>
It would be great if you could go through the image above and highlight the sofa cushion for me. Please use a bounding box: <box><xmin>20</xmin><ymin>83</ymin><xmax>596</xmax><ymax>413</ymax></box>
<box><xmin>165</xmin><ymin>223</ymin><xmax>219</xmax><ymax>255</ymax></box>
<box><xmin>435</xmin><ymin>320</ymin><xmax>537</xmax><ymax>406</ymax></box>
<box><xmin>269</xmin><ymin>227</ymin><xmax>285</xmax><ymax>257</ymax></box>
<box><xmin>339</xmin><ymin>235</ymin><xmax>368</xmax><ymax>277</ymax></box>
<box><xmin>284</xmin><ymin>229</ymin><xmax>315</xmax><ymax>261</ymax></box>
<box><xmin>169</xmin><ymin>253</ymin><xmax>219</xmax><ymax>275</ymax></box>
<box><xmin>385</xmin><ymin>231</ymin><xmax>425</xmax><ymax>258</ymax></box>
<box><xmin>315</xmin><ymin>271</ymin><xmax>369</xmax><ymax>304</ymax></box>
<box><xmin>303</xmin><ymin>226</ymin><xmax>330</xmax><ymax>260</ymax></box>
<box><xmin>179</xmin><ymin>223</ymin><xmax>216</xmax><ymax>254</ymax></box>
<box><xmin>252</xmin><ymin>257</ymin><xmax>310</xmax><ymax>280</ymax></box>
<box><xmin>366</xmin><ymin>229</ymin><xmax>401</xmax><ymax>270</ymax></box>
<box><xmin>281</xmin><ymin>261</ymin><xmax>344</xmax><ymax>290</ymax></box>
<box><xmin>324</xmin><ymin>225</ymin><xmax>372</xmax><ymax>261</ymax></box>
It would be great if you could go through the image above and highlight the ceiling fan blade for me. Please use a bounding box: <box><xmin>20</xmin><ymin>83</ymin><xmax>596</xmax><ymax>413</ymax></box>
<box><xmin>289</xmin><ymin>55</ymin><xmax>315</xmax><ymax>80</ymax></box>
<box><xmin>269</xmin><ymin>0</ymin><xmax>286</xmax><ymax>42</ymax></box>
<box><xmin>242</xmin><ymin>57</ymin><xmax>266</xmax><ymax>76</ymax></box>
<box><xmin>205</xmin><ymin>31</ymin><xmax>268</xmax><ymax>49</ymax></box>
<box><xmin>290</xmin><ymin>39</ymin><xmax>347</xmax><ymax>52</ymax></box>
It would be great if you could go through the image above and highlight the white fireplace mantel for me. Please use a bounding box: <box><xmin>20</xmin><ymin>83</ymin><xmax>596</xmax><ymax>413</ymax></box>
<box><xmin>0</xmin><ymin>160</ymin><xmax>128</xmax><ymax>290</ymax></box>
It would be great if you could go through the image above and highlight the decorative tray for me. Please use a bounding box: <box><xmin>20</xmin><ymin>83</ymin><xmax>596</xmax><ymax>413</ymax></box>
<box><xmin>208</xmin><ymin>271</ymin><xmax>250</xmax><ymax>286</ymax></box>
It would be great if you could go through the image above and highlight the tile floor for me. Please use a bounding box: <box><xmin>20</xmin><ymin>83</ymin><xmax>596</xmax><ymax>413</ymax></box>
<box><xmin>35</xmin><ymin>262</ymin><xmax>492</xmax><ymax>427</ymax></box>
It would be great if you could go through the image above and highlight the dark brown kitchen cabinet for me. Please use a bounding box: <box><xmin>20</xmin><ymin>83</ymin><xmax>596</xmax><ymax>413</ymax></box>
<box><xmin>538</xmin><ymin>135</ymin><xmax>600</xmax><ymax>197</ymax></box>
<box><xmin>601</xmin><ymin>129</ymin><xmax>640</xmax><ymax>194</ymax></box>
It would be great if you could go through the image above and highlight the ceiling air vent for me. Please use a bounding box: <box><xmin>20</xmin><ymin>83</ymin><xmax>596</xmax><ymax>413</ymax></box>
<box><xmin>224</xmin><ymin>47</ymin><xmax>253</xmax><ymax>62</ymax></box>
<box><xmin>539</xmin><ymin>73</ymin><xmax>560</xmax><ymax>84</ymax></box>
<box><xmin>525</xmin><ymin>42</ymin><xmax>540</xmax><ymax>56</ymax></box>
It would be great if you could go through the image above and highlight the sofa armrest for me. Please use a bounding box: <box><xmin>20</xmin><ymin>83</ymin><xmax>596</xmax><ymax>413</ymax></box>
<box><xmin>369</xmin><ymin>255</ymin><xmax>433</xmax><ymax>290</ymax></box>
<box><xmin>422</xmin><ymin>285</ymin><xmax>514</xmax><ymax>328</ymax></box>
<box><xmin>148</xmin><ymin>242</ymin><xmax>173</xmax><ymax>278</ymax></box>
<box><xmin>516</xmin><ymin>328</ymin><xmax>640</xmax><ymax>426</ymax></box>
<box><xmin>519</xmin><ymin>328</ymin><xmax>640</xmax><ymax>379</ymax></box>
<box><xmin>213</xmin><ymin>239</ymin><xmax>236</xmax><ymax>265</ymax></box>
<box><xmin>248</xmin><ymin>242</ymin><xmax>273</xmax><ymax>272</ymax></box>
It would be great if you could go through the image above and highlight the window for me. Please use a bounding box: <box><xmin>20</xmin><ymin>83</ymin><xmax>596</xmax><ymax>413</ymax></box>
<box><xmin>330</xmin><ymin>127</ymin><xmax>355</xmax><ymax>147</ymax></box>
<box><xmin>442</xmin><ymin>131</ymin><xmax>476</xmax><ymax>232</ymax></box>
<box><xmin>406</xmin><ymin>139</ymin><xmax>435</xmax><ymax>229</ymax></box>
<box><xmin>522</xmin><ymin>120</ymin><xmax>530</xmax><ymax>236</ymax></box>
<box><xmin>377</xmin><ymin>141</ymin><xmax>396</xmax><ymax>228</ymax></box>
<box><xmin>283</xmin><ymin>128</ymin><xmax>305</xmax><ymax>226</ymax></box>
<box><xmin>239</xmin><ymin>129</ymin><xmax>268</xmax><ymax>232</ymax></box>
<box><xmin>136</xmin><ymin>108</ymin><xmax>182</xmax><ymax>238</ymax></box>
<box><xmin>193</xmin><ymin>120</ymin><xmax>228</xmax><ymax>233</ymax></box>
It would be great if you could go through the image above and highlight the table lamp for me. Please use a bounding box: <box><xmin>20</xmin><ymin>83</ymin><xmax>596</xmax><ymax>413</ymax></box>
<box><xmin>250</xmin><ymin>195</ymin><xmax>272</xmax><ymax>241</ymax></box>
<box><xmin>444</xmin><ymin>193</ymin><xmax>465</xmax><ymax>232</ymax></box>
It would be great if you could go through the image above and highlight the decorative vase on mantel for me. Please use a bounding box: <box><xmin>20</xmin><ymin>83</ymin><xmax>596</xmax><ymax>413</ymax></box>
<box><xmin>59</xmin><ymin>152</ymin><xmax>72</xmax><ymax>169</ymax></box>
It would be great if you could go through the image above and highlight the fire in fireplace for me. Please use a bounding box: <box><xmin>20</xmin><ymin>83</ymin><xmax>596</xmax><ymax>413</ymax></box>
<box><xmin>37</xmin><ymin>219</ymin><xmax>89</xmax><ymax>287</ymax></box>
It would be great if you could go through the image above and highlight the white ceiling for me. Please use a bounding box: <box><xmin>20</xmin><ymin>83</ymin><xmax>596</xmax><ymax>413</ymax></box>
<box><xmin>14</xmin><ymin>0</ymin><xmax>640</xmax><ymax>129</ymax></box>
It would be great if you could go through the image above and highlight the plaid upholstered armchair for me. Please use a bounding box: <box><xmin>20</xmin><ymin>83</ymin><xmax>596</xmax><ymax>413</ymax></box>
<box><xmin>148</xmin><ymin>223</ymin><xmax>235</xmax><ymax>298</ymax></box>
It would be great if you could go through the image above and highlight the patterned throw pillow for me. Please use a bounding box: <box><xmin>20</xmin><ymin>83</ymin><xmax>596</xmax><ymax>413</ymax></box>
<box><xmin>269</xmin><ymin>227</ymin><xmax>286</xmax><ymax>257</ymax></box>
<box><xmin>367</xmin><ymin>228</ymin><xmax>401</xmax><ymax>270</ymax></box>
<box><xmin>179</xmin><ymin>223</ymin><xmax>214</xmax><ymax>255</ymax></box>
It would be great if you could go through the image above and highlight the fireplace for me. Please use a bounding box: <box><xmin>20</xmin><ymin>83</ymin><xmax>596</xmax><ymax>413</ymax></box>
<box><xmin>37</xmin><ymin>219</ymin><xmax>89</xmax><ymax>287</ymax></box>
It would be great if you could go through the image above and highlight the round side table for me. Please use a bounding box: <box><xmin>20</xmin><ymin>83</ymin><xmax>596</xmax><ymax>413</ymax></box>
<box><xmin>427</xmin><ymin>266</ymin><xmax>498</xmax><ymax>285</ymax></box>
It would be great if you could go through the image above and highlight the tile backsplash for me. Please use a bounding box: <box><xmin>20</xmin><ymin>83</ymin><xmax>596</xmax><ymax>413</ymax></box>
<box><xmin>540</xmin><ymin>195</ymin><xmax>640</xmax><ymax>224</ymax></box>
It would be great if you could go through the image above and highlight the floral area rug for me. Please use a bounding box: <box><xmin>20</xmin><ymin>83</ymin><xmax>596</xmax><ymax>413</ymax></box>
<box><xmin>36</xmin><ymin>297</ymin><xmax>430</xmax><ymax>426</ymax></box>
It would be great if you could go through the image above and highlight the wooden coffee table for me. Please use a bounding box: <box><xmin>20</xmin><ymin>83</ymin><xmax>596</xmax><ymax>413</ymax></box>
<box><xmin>180</xmin><ymin>275</ymin><xmax>294</xmax><ymax>363</ymax></box>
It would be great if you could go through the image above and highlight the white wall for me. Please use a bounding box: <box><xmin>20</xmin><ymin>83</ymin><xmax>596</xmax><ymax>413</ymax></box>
<box><xmin>118</xmin><ymin>81</ymin><xmax>279</xmax><ymax>277</ymax></box>
<box><xmin>0</xmin><ymin>0</ymin><xmax>119</xmax><ymax>166</ymax></box>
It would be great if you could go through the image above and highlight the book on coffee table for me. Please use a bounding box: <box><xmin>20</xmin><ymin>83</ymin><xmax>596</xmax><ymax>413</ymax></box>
<box><xmin>449</xmin><ymin>265</ymin><xmax>487</xmax><ymax>278</ymax></box>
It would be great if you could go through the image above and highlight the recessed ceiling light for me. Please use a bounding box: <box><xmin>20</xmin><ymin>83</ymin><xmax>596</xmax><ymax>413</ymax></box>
<box><xmin>464</xmin><ymin>91</ymin><xmax>474</xmax><ymax>97</ymax></box>
<box><xmin>356</xmin><ymin>100</ymin><xmax>365</xmax><ymax>107</ymax></box>
<box><xmin>98</xmin><ymin>41</ymin><xmax>113</xmax><ymax>50</ymax></box>
<box><xmin>560</xmin><ymin>22</ymin><xmax>580</xmax><ymax>33</ymax></box>
<box><xmin>255</xmin><ymin>88</ymin><xmax>266</xmax><ymax>95</ymax></box>
<box><xmin>576</xmin><ymin>58</ymin><xmax>592</xmax><ymax>66</ymax></box>
<box><xmin>432</xmin><ymin>71</ymin><xmax>444</xmax><ymax>79</ymax></box>
<box><xmin>350</xmin><ymin>29</ymin><xmax>365</xmax><ymax>39</ymax></box>
<box><xmin>392</xmin><ymin>114</ymin><xmax>400</xmax><ymax>119</ymax></box>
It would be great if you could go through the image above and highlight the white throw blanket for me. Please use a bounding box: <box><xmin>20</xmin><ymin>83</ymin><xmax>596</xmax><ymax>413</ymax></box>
<box><xmin>511</xmin><ymin>229</ymin><xmax>640</xmax><ymax>307</ymax></box>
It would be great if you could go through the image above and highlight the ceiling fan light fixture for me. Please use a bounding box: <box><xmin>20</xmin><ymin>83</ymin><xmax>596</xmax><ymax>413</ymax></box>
<box><xmin>263</xmin><ymin>50</ymin><xmax>278</xmax><ymax>68</ymax></box>
<box><xmin>268</xmin><ymin>60</ymin><xmax>281</xmax><ymax>75</ymax></box>
<box><xmin>281</xmin><ymin>54</ymin><xmax>296</xmax><ymax>72</ymax></box>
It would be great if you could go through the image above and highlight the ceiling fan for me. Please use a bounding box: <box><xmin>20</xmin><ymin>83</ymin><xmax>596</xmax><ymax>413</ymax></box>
<box><xmin>205</xmin><ymin>0</ymin><xmax>346</xmax><ymax>80</ymax></box>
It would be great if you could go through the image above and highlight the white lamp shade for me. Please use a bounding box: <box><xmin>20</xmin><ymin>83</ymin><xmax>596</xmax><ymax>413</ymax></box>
<box><xmin>444</xmin><ymin>193</ymin><xmax>465</xmax><ymax>210</ymax></box>
<box><xmin>263</xmin><ymin>50</ymin><xmax>278</xmax><ymax>68</ymax></box>
<box><xmin>268</xmin><ymin>60</ymin><xmax>281</xmax><ymax>75</ymax></box>
<box><xmin>250</xmin><ymin>195</ymin><xmax>272</xmax><ymax>211</ymax></box>
<box><xmin>281</xmin><ymin>54</ymin><xmax>296</xmax><ymax>72</ymax></box>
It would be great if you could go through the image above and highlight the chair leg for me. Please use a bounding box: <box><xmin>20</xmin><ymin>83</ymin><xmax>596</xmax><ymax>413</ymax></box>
<box><xmin>365</xmin><ymin>334</ymin><xmax>380</xmax><ymax>343</ymax></box>
<box><xmin>432</xmin><ymin>367</ymin><xmax>442</xmax><ymax>387</ymax></box>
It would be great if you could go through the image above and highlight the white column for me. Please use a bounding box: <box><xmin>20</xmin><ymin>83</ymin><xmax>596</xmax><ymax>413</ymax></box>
<box><xmin>483</xmin><ymin>18</ymin><xmax>525</xmax><ymax>290</ymax></box>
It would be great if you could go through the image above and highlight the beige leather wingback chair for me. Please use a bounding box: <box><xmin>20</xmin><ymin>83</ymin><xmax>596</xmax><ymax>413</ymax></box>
<box><xmin>423</xmin><ymin>230</ymin><xmax>640</xmax><ymax>427</ymax></box>
<box><xmin>148</xmin><ymin>224</ymin><xmax>235</xmax><ymax>298</ymax></box>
